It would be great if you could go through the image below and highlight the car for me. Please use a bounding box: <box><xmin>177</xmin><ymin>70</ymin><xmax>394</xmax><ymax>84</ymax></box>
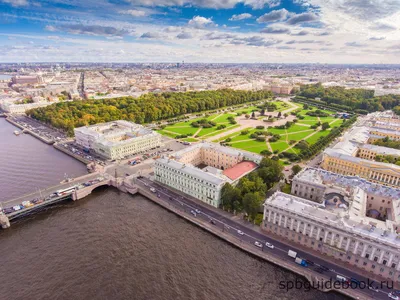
<box><xmin>320</xmin><ymin>265</ymin><xmax>329</xmax><ymax>271</ymax></box>
<box><xmin>144</xmin><ymin>183</ymin><xmax>148</xmax><ymax>187</ymax></box>
<box><xmin>157</xmin><ymin>194</ymin><xmax>161</xmax><ymax>198</ymax></box>
<box><xmin>254</xmin><ymin>241</ymin><xmax>263</xmax><ymax>248</ymax></box>
<box><xmin>389</xmin><ymin>293</ymin><xmax>399</xmax><ymax>300</ymax></box>
<box><xmin>190</xmin><ymin>210</ymin><xmax>197</xmax><ymax>217</ymax></box>
<box><xmin>368</xmin><ymin>284</ymin><xmax>379</xmax><ymax>292</ymax></box>
<box><xmin>195</xmin><ymin>209</ymin><xmax>201</xmax><ymax>214</ymax></box>
<box><xmin>237</xmin><ymin>230</ymin><xmax>244</xmax><ymax>235</ymax></box>
<box><xmin>209</xmin><ymin>219</ymin><xmax>216</xmax><ymax>225</ymax></box>
<box><xmin>265</xmin><ymin>242</ymin><xmax>274</xmax><ymax>249</ymax></box>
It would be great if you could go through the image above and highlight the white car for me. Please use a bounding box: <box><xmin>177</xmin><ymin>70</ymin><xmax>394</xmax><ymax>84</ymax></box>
<box><xmin>237</xmin><ymin>230</ymin><xmax>244</xmax><ymax>235</ymax></box>
<box><xmin>389</xmin><ymin>293</ymin><xmax>400</xmax><ymax>300</ymax></box>
<box><xmin>195</xmin><ymin>209</ymin><xmax>201</xmax><ymax>214</ymax></box>
<box><xmin>254</xmin><ymin>241</ymin><xmax>262</xmax><ymax>248</ymax></box>
<box><xmin>265</xmin><ymin>242</ymin><xmax>274</xmax><ymax>249</ymax></box>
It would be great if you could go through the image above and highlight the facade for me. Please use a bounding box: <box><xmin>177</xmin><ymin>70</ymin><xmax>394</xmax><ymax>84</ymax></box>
<box><xmin>154</xmin><ymin>142</ymin><xmax>262</xmax><ymax>207</ymax></box>
<box><xmin>11</xmin><ymin>75</ymin><xmax>43</xmax><ymax>85</ymax></box>
<box><xmin>0</xmin><ymin>101</ymin><xmax>53</xmax><ymax>114</ymax></box>
<box><xmin>262</xmin><ymin>191</ymin><xmax>400</xmax><ymax>282</ymax></box>
<box><xmin>74</xmin><ymin>120</ymin><xmax>162</xmax><ymax>160</ymax></box>
<box><xmin>321</xmin><ymin>124</ymin><xmax>400</xmax><ymax>187</ymax></box>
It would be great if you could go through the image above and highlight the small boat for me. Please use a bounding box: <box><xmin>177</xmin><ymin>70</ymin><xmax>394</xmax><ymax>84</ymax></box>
<box><xmin>14</xmin><ymin>130</ymin><xmax>20</xmax><ymax>136</ymax></box>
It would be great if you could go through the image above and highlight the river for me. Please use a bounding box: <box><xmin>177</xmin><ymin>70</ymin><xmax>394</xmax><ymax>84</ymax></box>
<box><xmin>0</xmin><ymin>118</ymin><xmax>347</xmax><ymax>300</ymax></box>
<box><xmin>0</xmin><ymin>117</ymin><xmax>87</xmax><ymax>202</ymax></box>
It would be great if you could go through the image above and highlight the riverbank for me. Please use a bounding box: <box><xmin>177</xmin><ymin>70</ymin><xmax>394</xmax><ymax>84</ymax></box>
<box><xmin>134</xmin><ymin>186</ymin><xmax>365</xmax><ymax>299</ymax></box>
<box><xmin>5</xmin><ymin>117</ymin><xmax>54</xmax><ymax>144</ymax></box>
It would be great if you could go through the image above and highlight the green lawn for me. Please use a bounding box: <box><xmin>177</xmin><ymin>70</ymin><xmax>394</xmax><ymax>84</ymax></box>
<box><xmin>163</xmin><ymin>126</ymin><xmax>198</xmax><ymax>135</ymax></box>
<box><xmin>210</xmin><ymin>113</ymin><xmax>236</xmax><ymax>123</ymax></box>
<box><xmin>183</xmin><ymin>138</ymin><xmax>199</xmax><ymax>142</ymax></box>
<box><xmin>285</xmin><ymin>130</ymin><xmax>314</xmax><ymax>141</ymax></box>
<box><xmin>156</xmin><ymin>130</ymin><xmax>177</xmax><ymax>138</ymax></box>
<box><xmin>270</xmin><ymin>141</ymin><xmax>290</xmax><ymax>152</ymax></box>
<box><xmin>230</xmin><ymin>140</ymin><xmax>268</xmax><ymax>154</ymax></box>
<box><xmin>305</xmin><ymin>130</ymin><xmax>330</xmax><ymax>144</ymax></box>
<box><xmin>234</xmin><ymin>106</ymin><xmax>259</xmax><ymax>114</ymax></box>
<box><xmin>199</xmin><ymin>124</ymin><xmax>240</xmax><ymax>139</ymax></box>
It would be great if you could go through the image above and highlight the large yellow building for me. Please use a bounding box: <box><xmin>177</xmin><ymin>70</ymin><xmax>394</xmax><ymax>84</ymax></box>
<box><xmin>321</xmin><ymin>123</ymin><xmax>400</xmax><ymax>188</ymax></box>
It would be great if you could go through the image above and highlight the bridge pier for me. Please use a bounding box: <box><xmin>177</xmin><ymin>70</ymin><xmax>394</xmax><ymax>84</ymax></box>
<box><xmin>0</xmin><ymin>214</ymin><xmax>10</xmax><ymax>229</ymax></box>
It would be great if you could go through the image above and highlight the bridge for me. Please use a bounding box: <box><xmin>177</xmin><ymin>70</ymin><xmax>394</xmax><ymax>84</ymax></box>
<box><xmin>0</xmin><ymin>173</ymin><xmax>119</xmax><ymax>229</ymax></box>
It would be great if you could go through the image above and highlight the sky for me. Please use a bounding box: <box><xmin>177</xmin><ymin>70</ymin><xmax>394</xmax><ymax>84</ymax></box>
<box><xmin>0</xmin><ymin>0</ymin><xmax>400</xmax><ymax>64</ymax></box>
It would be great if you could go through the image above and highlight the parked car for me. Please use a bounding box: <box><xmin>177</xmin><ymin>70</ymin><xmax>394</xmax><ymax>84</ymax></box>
<box><xmin>237</xmin><ymin>230</ymin><xmax>244</xmax><ymax>235</ymax></box>
<box><xmin>190</xmin><ymin>210</ymin><xmax>197</xmax><ymax>217</ymax></box>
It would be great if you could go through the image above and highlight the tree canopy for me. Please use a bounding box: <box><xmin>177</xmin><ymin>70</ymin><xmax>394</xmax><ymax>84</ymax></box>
<box><xmin>27</xmin><ymin>89</ymin><xmax>273</xmax><ymax>136</ymax></box>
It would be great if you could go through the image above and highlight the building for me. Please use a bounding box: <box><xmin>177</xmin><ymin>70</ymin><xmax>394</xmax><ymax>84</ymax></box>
<box><xmin>262</xmin><ymin>191</ymin><xmax>400</xmax><ymax>282</ymax></box>
<box><xmin>11</xmin><ymin>75</ymin><xmax>43</xmax><ymax>85</ymax></box>
<box><xmin>292</xmin><ymin>167</ymin><xmax>400</xmax><ymax>232</ymax></box>
<box><xmin>154</xmin><ymin>142</ymin><xmax>262</xmax><ymax>207</ymax></box>
<box><xmin>74</xmin><ymin>120</ymin><xmax>162</xmax><ymax>160</ymax></box>
<box><xmin>321</xmin><ymin>125</ymin><xmax>400</xmax><ymax>187</ymax></box>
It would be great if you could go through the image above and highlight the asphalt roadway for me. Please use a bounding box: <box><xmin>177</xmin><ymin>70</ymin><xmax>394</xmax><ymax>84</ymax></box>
<box><xmin>136</xmin><ymin>176</ymin><xmax>397</xmax><ymax>300</ymax></box>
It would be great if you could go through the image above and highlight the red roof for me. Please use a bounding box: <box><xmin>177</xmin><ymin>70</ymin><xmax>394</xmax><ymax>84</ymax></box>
<box><xmin>223</xmin><ymin>161</ymin><xmax>258</xmax><ymax>181</ymax></box>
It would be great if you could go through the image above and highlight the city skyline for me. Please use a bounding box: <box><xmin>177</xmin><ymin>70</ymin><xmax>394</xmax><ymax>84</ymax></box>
<box><xmin>0</xmin><ymin>0</ymin><xmax>400</xmax><ymax>64</ymax></box>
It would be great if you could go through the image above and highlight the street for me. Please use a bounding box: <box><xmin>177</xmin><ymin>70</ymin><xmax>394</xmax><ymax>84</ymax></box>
<box><xmin>135</xmin><ymin>176</ymin><xmax>396</xmax><ymax>300</ymax></box>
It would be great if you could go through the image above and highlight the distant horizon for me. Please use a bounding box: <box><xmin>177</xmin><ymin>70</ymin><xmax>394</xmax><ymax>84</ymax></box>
<box><xmin>1</xmin><ymin>62</ymin><xmax>400</xmax><ymax>67</ymax></box>
<box><xmin>0</xmin><ymin>0</ymin><xmax>399</xmax><ymax>64</ymax></box>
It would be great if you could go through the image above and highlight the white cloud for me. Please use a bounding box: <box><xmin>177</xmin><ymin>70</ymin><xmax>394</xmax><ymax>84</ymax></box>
<box><xmin>257</xmin><ymin>9</ymin><xmax>289</xmax><ymax>23</ymax></box>
<box><xmin>120</xmin><ymin>10</ymin><xmax>148</xmax><ymax>17</ymax></box>
<box><xmin>243</xmin><ymin>0</ymin><xmax>281</xmax><ymax>9</ymax></box>
<box><xmin>1</xmin><ymin>0</ymin><xmax>28</xmax><ymax>7</ymax></box>
<box><xmin>229</xmin><ymin>13</ymin><xmax>253</xmax><ymax>21</ymax></box>
<box><xmin>188</xmin><ymin>16</ymin><xmax>216</xmax><ymax>29</ymax></box>
<box><xmin>45</xmin><ymin>25</ymin><xmax>57</xmax><ymax>32</ymax></box>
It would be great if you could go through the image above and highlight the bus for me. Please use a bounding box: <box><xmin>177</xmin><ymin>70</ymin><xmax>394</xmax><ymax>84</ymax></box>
<box><xmin>56</xmin><ymin>186</ymin><xmax>77</xmax><ymax>197</ymax></box>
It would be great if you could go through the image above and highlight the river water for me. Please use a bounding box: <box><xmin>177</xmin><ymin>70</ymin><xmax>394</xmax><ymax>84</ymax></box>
<box><xmin>0</xmin><ymin>118</ymin><xmax>347</xmax><ymax>300</ymax></box>
<box><xmin>0</xmin><ymin>118</ymin><xmax>87</xmax><ymax>202</ymax></box>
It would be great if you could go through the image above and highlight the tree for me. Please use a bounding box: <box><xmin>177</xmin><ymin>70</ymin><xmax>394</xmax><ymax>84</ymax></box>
<box><xmin>242</xmin><ymin>192</ymin><xmax>264</xmax><ymax>221</ymax></box>
<box><xmin>251</xmin><ymin>111</ymin><xmax>256</xmax><ymax>119</ymax></box>
<box><xmin>277</xmin><ymin>111</ymin><xmax>282</xmax><ymax>118</ymax></box>
<box><xmin>321</xmin><ymin>122</ymin><xmax>330</xmax><ymax>130</ymax></box>
<box><xmin>260</xmin><ymin>108</ymin><xmax>265</xmax><ymax>116</ymax></box>
<box><xmin>245</xmin><ymin>114</ymin><xmax>250</xmax><ymax>119</ymax></box>
<box><xmin>292</xmin><ymin>165</ymin><xmax>302</xmax><ymax>175</ymax></box>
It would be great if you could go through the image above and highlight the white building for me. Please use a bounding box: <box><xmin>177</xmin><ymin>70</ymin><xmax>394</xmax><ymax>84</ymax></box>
<box><xmin>74</xmin><ymin>120</ymin><xmax>162</xmax><ymax>160</ymax></box>
<box><xmin>263</xmin><ymin>191</ymin><xmax>400</xmax><ymax>281</ymax></box>
<box><xmin>154</xmin><ymin>142</ymin><xmax>262</xmax><ymax>207</ymax></box>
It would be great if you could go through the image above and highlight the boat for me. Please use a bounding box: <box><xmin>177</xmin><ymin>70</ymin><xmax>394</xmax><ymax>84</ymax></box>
<box><xmin>13</xmin><ymin>130</ymin><xmax>20</xmax><ymax>136</ymax></box>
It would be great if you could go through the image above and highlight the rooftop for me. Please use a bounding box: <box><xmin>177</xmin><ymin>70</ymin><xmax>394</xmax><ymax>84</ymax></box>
<box><xmin>265</xmin><ymin>192</ymin><xmax>400</xmax><ymax>249</ymax></box>
<box><xmin>223</xmin><ymin>161</ymin><xmax>258</xmax><ymax>181</ymax></box>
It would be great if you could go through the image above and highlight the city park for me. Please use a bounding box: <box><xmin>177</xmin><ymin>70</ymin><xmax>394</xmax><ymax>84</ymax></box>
<box><xmin>156</xmin><ymin>98</ymin><xmax>344</xmax><ymax>165</ymax></box>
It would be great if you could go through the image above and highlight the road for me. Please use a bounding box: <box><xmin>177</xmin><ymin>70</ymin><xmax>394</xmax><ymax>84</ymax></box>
<box><xmin>135</xmin><ymin>176</ymin><xmax>396</xmax><ymax>300</ymax></box>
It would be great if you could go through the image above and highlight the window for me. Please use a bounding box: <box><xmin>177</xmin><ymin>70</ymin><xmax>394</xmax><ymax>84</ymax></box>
<box><xmin>365</xmin><ymin>254</ymin><xmax>370</xmax><ymax>259</ymax></box>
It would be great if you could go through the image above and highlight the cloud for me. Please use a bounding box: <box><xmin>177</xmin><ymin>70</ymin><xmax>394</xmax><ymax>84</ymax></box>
<box><xmin>286</xmin><ymin>39</ymin><xmax>324</xmax><ymax>44</ymax></box>
<box><xmin>306</xmin><ymin>0</ymin><xmax>400</xmax><ymax>21</ymax></box>
<box><xmin>291</xmin><ymin>30</ymin><xmax>309</xmax><ymax>36</ymax></box>
<box><xmin>345</xmin><ymin>41</ymin><xmax>366</xmax><ymax>47</ymax></box>
<box><xmin>47</xmin><ymin>24</ymin><xmax>131</xmax><ymax>37</ymax></box>
<box><xmin>188</xmin><ymin>16</ymin><xmax>216</xmax><ymax>29</ymax></box>
<box><xmin>260</xmin><ymin>25</ymin><xmax>290</xmax><ymax>34</ymax></box>
<box><xmin>369</xmin><ymin>36</ymin><xmax>386</xmax><ymax>41</ymax></box>
<box><xmin>164</xmin><ymin>26</ymin><xmax>181</xmax><ymax>33</ymax></box>
<box><xmin>316</xmin><ymin>31</ymin><xmax>332</xmax><ymax>36</ymax></box>
<box><xmin>120</xmin><ymin>10</ymin><xmax>148</xmax><ymax>17</ymax></box>
<box><xmin>257</xmin><ymin>9</ymin><xmax>289</xmax><ymax>23</ymax></box>
<box><xmin>140</xmin><ymin>32</ymin><xmax>162</xmax><ymax>39</ymax></box>
<box><xmin>202</xmin><ymin>32</ymin><xmax>236</xmax><ymax>40</ymax></box>
<box><xmin>230</xmin><ymin>36</ymin><xmax>281</xmax><ymax>47</ymax></box>
<box><xmin>243</xmin><ymin>0</ymin><xmax>281</xmax><ymax>9</ymax></box>
<box><xmin>176</xmin><ymin>32</ymin><xmax>192</xmax><ymax>39</ymax></box>
<box><xmin>286</xmin><ymin>12</ymin><xmax>319</xmax><ymax>25</ymax></box>
<box><xmin>1</xmin><ymin>0</ymin><xmax>28</xmax><ymax>7</ymax></box>
<box><xmin>229</xmin><ymin>13</ymin><xmax>253</xmax><ymax>21</ymax></box>
<box><xmin>45</xmin><ymin>25</ymin><xmax>56</xmax><ymax>32</ymax></box>
<box><xmin>277</xmin><ymin>45</ymin><xmax>294</xmax><ymax>50</ymax></box>
<box><xmin>369</xmin><ymin>23</ymin><xmax>397</xmax><ymax>31</ymax></box>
